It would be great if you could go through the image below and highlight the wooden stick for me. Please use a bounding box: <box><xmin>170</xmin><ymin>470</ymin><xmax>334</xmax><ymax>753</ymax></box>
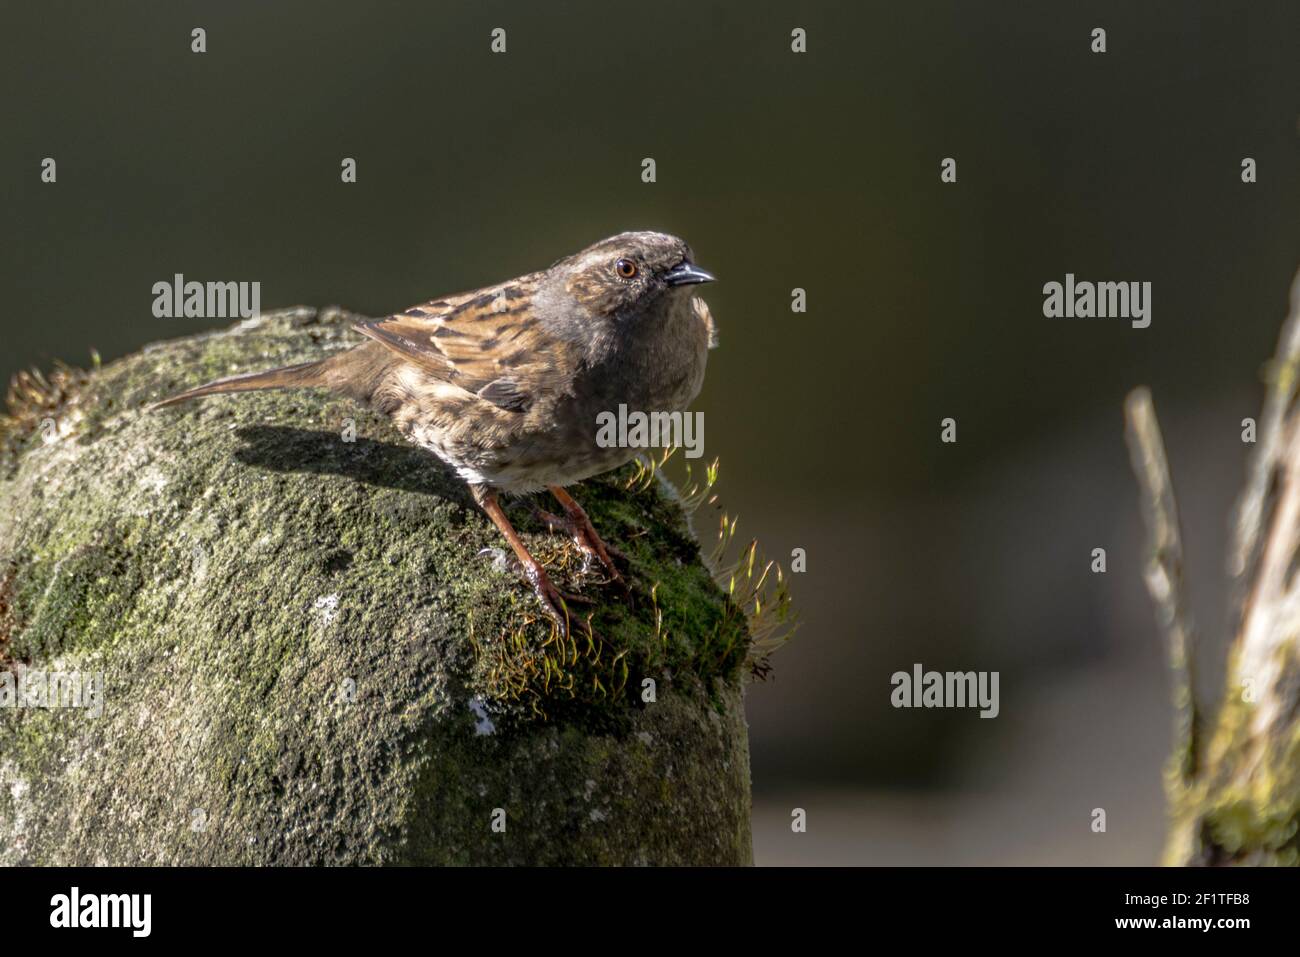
<box><xmin>1124</xmin><ymin>387</ymin><xmax>1199</xmax><ymax>784</ymax></box>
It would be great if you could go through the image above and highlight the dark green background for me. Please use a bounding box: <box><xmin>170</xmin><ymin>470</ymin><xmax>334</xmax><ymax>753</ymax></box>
<box><xmin>4</xmin><ymin>1</ymin><xmax>1298</xmax><ymax>863</ymax></box>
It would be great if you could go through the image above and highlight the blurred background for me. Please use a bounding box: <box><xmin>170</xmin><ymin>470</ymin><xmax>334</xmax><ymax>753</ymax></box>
<box><xmin>3</xmin><ymin>1</ymin><xmax>1298</xmax><ymax>864</ymax></box>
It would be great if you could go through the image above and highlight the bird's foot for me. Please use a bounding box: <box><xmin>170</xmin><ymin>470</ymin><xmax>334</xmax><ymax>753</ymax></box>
<box><xmin>476</xmin><ymin>485</ymin><xmax>595</xmax><ymax>634</ymax></box>
<box><xmin>536</xmin><ymin>492</ymin><xmax>631</xmax><ymax>603</ymax></box>
<box><xmin>522</xmin><ymin>560</ymin><xmax>598</xmax><ymax>637</ymax></box>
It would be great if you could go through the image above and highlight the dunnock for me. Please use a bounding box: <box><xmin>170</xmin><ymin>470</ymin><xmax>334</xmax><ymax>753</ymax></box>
<box><xmin>152</xmin><ymin>231</ymin><xmax>717</xmax><ymax>628</ymax></box>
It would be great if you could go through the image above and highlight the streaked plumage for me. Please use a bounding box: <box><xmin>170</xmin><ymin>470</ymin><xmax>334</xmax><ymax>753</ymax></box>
<box><xmin>151</xmin><ymin>231</ymin><xmax>717</xmax><ymax>627</ymax></box>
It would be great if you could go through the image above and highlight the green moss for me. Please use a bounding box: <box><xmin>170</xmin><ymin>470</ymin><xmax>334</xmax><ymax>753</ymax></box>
<box><xmin>463</xmin><ymin>463</ymin><xmax>751</xmax><ymax>729</ymax></box>
<box><xmin>1166</xmin><ymin>644</ymin><xmax>1300</xmax><ymax>865</ymax></box>
<box><xmin>0</xmin><ymin>307</ymin><xmax>755</xmax><ymax>865</ymax></box>
<box><xmin>399</xmin><ymin>678</ymin><xmax>751</xmax><ymax>865</ymax></box>
<box><xmin>7</xmin><ymin>523</ymin><xmax>146</xmax><ymax>662</ymax></box>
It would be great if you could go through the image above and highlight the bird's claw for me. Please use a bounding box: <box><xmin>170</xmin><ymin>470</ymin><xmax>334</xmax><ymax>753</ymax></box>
<box><xmin>524</xmin><ymin>563</ymin><xmax>595</xmax><ymax>637</ymax></box>
<box><xmin>532</xmin><ymin>503</ymin><xmax>629</xmax><ymax>599</ymax></box>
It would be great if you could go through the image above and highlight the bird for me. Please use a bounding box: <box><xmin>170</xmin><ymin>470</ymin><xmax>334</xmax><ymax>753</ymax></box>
<box><xmin>150</xmin><ymin>231</ymin><xmax>717</xmax><ymax>630</ymax></box>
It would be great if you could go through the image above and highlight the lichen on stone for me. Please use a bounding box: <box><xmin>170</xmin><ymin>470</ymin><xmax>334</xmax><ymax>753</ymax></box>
<box><xmin>0</xmin><ymin>307</ymin><xmax>755</xmax><ymax>865</ymax></box>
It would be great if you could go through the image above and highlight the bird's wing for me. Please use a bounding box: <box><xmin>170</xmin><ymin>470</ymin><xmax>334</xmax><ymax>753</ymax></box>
<box><xmin>354</xmin><ymin>275</ymin><xmax>565</xmax><ymax>412</ymax></box>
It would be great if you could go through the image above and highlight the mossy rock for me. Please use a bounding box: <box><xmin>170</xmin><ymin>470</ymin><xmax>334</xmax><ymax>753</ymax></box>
<box><xmin>0</xmin><ymin>307</ymin><xmax>753</xmax><ymax>865</ymax></box>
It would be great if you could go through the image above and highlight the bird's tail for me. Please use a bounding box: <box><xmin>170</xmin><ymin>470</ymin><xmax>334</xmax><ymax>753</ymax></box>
<box><xmin>148</xmin><ymin>360</ymin><xmax>327</xmax><ymax>410</ymax></box>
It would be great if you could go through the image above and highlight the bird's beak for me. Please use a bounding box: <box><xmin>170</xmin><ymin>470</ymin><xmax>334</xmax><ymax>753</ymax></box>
<box><xmin>663</xmin><ymin>261</ymin><xmax>716</xmax><ymax>286</ymax></box>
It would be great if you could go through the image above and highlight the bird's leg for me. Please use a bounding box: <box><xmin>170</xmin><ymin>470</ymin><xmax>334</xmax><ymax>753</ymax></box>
<box><xmin>476</xmin><ymin>487</ymin><xmax>575</xmax><ymax>632</ymax></box>
<box><xmin>530</xmin><ymin>503</ymin><xmax>569</xmax><ymax>536</ymax></box>
<box><xmin>547</xmin><ymin>485</ymin><xmax>626</xmax><ymax>588</ymax></box>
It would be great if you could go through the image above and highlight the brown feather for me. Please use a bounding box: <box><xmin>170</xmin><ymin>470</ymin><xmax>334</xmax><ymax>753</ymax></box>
<box><xmin>147</xmin><ymin>361</ymin><xmax>326</xmax><ymax>410</ymax></box>
<box><xmin>353</xmin><ymin>273</ymin><xmax>572</xmax><ymax>405</ymax></box>
<box><xmin>149</xmin><ymin>341</ymin><xmax>397</xmax><ymax>410</ymax></box>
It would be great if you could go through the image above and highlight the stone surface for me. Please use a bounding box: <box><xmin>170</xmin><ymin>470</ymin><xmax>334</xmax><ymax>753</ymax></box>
<box><xmin>0</xmin><ymin>307</ymin><xmax>753</xmax><ymax>865</ymax></box>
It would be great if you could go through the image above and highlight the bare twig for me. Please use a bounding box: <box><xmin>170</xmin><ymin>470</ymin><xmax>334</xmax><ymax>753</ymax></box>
<box><xmin>1230</xmin><ymin>268</ymin><xmax>1300</xmax><ymax>585</ymax></box>
<box><xmin>1129</xmin><ymin>268</ymin><xmax>1300</xmax><ymax>865</ymax></box>
<box><xmin>1124</xmin><ymin>387</ymin><xmax>1199</xmax><ymax>783</ymax></box>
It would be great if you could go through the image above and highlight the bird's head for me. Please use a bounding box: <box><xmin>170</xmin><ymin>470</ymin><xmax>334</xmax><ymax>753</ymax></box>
<box><xmin>550</xmin><ymin>231</ymin><xmax>715</xmax><ymax>321</ymax></box>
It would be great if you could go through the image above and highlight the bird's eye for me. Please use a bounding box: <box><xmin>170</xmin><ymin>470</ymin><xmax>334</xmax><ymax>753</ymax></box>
<box><xmin>614</xmin><ymin>258</ymin><xmax>638</xmax><ymax>279</ymax></box>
